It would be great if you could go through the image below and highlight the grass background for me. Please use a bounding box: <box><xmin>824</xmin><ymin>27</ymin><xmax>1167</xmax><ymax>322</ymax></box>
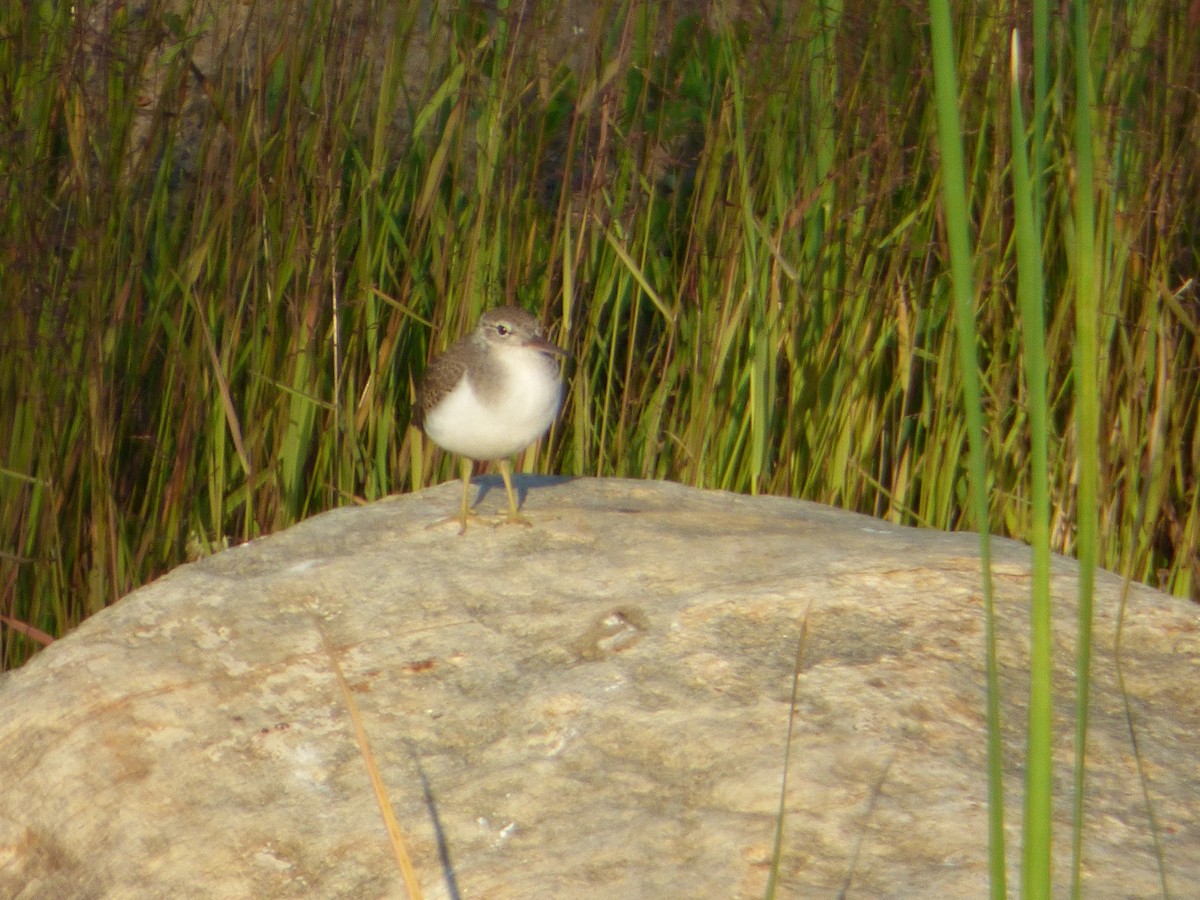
<box><xmin>1</xmin><ymin>0</ymin><xmax>1197</xmax><ymax>678</ymax></box>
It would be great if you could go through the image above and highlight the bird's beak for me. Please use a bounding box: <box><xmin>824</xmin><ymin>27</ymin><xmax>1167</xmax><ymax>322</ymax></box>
<box><xmin>526</xmin><ymin>334</ymin><xmax>569</xmax><ymax>357</ymax></box>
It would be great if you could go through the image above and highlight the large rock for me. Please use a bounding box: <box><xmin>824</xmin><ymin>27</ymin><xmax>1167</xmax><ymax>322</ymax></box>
<box><xmin>1</xmin><ymin>479</ymin><xmax>1196</xmax><ymax>897</ymax></box>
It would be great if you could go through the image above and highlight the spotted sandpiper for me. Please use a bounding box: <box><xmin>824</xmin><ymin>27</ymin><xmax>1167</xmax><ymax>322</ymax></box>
<box><xmin>414</xmin><ymin>306</ymin><xmax>565</xmax><ymax>533</ymax></box>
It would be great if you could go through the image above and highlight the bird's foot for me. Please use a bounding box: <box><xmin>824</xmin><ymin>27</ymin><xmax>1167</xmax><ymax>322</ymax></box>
<box><xmin>424</xmin><ymin>509</ymin><xmax>479</xmax><ymax>535</ymax></box>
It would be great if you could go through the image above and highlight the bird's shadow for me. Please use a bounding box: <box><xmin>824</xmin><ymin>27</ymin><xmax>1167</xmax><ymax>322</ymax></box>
<box><xmin>472</xmin><ymin>473</ymin><xmax>574</xmax><ymax>510</ymax></box>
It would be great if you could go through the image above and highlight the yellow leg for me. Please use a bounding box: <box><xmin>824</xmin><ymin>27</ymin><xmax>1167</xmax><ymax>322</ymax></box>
<box><xmin>424</xmin><ymin>457</ymin><xmax>479</xmax><ymax>534</ymax></box>
<box><xmin>457</xmin><ymin>456</ymin><xmax>473</xmax><ymax>535</ymax></box>
<box><xmin>497</xmin><ymin>458</ymin><xmax>532</xmax><ymax>527</ymax></box>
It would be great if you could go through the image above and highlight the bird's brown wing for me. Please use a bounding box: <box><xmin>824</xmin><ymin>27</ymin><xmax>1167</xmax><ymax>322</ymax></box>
<box><xmin>413</xmin><ymin>344</ymin><xmax>470</xmax><ymax>431</ymax></box>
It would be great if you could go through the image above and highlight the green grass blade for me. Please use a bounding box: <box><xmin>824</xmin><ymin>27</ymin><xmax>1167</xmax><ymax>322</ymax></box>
<box><xmin>1009</xmin><ymin>30</ymin><xmax>1053</xmax><ymax>900</ymax></box>
<box><xmin>927</xmin><ymin>2</ymin><xmax>1006</xmax><ymax>895</ymax></box>
<box><xmin>1069</xmin><ymin>1</ymin><xmax>1100</xmax><ymax>894</ymax></box>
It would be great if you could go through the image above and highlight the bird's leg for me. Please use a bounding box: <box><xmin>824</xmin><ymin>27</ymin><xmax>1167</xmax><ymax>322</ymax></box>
<box><xmin>497</xmin><ymin>458</ymin><xmax>532</xmax><ymax>528</ymax></box>
<box><xmin>425</xmin><ymin>457</ymin><xmax>479</xmax><ymax>533</ymax></box>
<box><xmin>457</xmin><ymin>456</ymin><xmax>474</xmax><ymax>535</ymax></box>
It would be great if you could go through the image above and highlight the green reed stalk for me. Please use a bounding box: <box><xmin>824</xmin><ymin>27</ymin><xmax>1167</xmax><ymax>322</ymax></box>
<box><xmin>1009</xmin><ymin>29</ymin><xmax>1053</xmax><ymax>900</ymax></box>
<box><xmin>1068</xmin><ymin>1</ymin><xmax>1099</xmax><ymax>894</ymax></box>
<box><xmin>926</xmin><ymin>2</ymin><xmax>1005</xmax><ymax>894</ymax></box>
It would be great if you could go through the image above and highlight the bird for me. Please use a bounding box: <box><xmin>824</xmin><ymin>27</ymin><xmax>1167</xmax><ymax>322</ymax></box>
<box><xmin>414</xmin><ymin>306</ymin><xmax>565</xmax><ymax>533</ymax></box>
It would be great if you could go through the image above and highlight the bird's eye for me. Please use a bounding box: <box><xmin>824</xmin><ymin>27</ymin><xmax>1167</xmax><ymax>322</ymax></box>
<box><xmin>496</xmin><ymin>325</ymin><xmax>510</xmax><ymax>336</ymax></box>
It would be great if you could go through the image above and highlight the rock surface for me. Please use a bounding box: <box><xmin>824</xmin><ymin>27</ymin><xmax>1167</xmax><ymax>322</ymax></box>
<box><xmin>1</xmin><ymin>478</ymin><xmax>1197</xmax><ymax>898</ymax></box>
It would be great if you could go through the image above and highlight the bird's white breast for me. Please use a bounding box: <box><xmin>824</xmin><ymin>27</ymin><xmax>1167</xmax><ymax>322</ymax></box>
<box><xmin>421</xmin><ymin>348</ymin><xmax>562</xmax><ymax>461</ymax></box>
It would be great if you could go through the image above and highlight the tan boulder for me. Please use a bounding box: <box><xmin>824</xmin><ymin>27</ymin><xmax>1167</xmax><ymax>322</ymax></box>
<box><xmin>1</xmin><ymin>479</ymin><xmax>1196</xmax><ymax>897</ymax></box>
